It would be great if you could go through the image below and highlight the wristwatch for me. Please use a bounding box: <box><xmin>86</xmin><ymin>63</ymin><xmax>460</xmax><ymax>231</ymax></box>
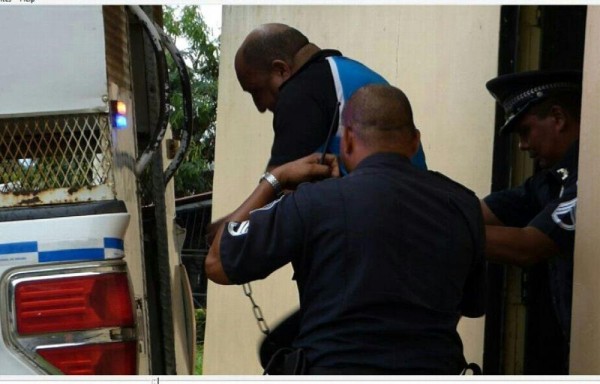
<box><xmin>260</xmin><ymin>172</ymin><xmax>283</xmax><ymax>198</ymax></box>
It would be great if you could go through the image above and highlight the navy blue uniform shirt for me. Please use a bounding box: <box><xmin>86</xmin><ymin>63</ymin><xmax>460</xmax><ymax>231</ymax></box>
<box><xmin>220</xmin><ymin>153</ymin><xmax>485</xmax><ymax>373</ymax></box>
<box><xmin>484</xmin><ymin>140</ymin><xmax>578</xmax><ymax>339</ymax></box>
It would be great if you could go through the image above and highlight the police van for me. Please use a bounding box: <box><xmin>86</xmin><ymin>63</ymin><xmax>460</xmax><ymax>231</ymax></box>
<box><xmin>0</xmin><ymin>6</ymin><xmax>195</xmax><ymax>374</ymax></box>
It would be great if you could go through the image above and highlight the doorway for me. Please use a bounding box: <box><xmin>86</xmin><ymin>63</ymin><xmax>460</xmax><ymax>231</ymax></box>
<box><xmin>484</xmin><ymin>5</ymin><xmax>587</xmax><ymax>375</ymax></box>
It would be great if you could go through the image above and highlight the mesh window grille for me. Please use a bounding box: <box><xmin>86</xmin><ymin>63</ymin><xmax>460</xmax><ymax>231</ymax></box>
<box><xmin>0</xmin><ymin>114</ymin><xmax>113</xmax><ymax>195</ymax></box>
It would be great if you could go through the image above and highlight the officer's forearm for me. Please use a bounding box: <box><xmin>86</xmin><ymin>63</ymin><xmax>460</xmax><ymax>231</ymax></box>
<box><xmin>230</xmin><ymin>180</ymin><xmax>281</xmax><ymax>222</ymax></box>
<box><xmin>206</xmin><ymin>154</ymin><xmax>337</xmax><ymax>285</ymax></box>
<box><xmin>480</xmin><ymin>200</ymin><xmax>504</xmax><ymax>226</ymax></box>
<box><xmin>485</xmin><ymin>225</ymin><xmax>559</xmax><ymax>267</ymax></box>
<box><xmin>205</xmin><ymin>224</ymin><xmax>231</xmax><ymax>284</ymax></box>
<box><xmin>205</xmin><ymin>180</ymin><xmax>279</xmax><ymax>285</ymax></box>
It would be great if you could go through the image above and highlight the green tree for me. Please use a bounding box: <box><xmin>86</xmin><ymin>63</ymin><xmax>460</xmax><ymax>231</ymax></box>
<box><xmin>163</xmin><ymin>5</ymin><xmax>219</xmax><ymax>197</ymax></box>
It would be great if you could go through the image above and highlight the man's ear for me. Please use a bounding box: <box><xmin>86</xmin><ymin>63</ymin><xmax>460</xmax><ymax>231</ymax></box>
<box><xmin>342</xmin><ymin>125</ymin><xmax>354</xmax><ymax>156</ymax></box>
<box><xmin>408</xmin><ymin>129</ymin><xmax>421</xmax><ymax>158</ymax></box>
<box><xmin>271</xmin><ymin>59</ymin><xmax>292</xmax><ymax>79</ymax></box>
<box><xmin>550</xmin><ymin>105</ymin><xmax>568</xmax><ymax>132</ymax></box>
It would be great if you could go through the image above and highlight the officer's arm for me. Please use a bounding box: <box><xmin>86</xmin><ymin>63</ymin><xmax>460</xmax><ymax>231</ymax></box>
<box><xmin>205</xmin><ymin>180</ymin><xmax>278</xmax><ymax>285</ymax></box>
<box><xmin>205</xmin><ymin>153</ymin><xmax>339</xmax><ymax>285</ymax></box>
<box><xmin>485</xmin><ymin>225</ymin><xmax>560</xmax><ymax>267</ymax></box>
<box><xmin>480</xmin><ymin>200</ymin><xmax>560</xmax><ymax>266</ymax></box>
<box><xmin>204</xmin><ymin>165</ymin><xmax>299</xmax><ymax>245</ymax></box>
<box><xmin>480</xmin><ymin>200</ymin><xmax>503</xmax><ymax>226</ymax></box>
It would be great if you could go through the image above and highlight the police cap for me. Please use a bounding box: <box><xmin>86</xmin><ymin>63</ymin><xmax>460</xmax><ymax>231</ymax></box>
<box><xmin>486</xmin><ymin>70</ymin><xmax>582</xmax><ymax>135</ymax></box>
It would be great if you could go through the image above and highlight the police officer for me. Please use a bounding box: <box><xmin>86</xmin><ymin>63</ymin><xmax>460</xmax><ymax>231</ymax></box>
<box><xmin>206</xmin><ymin>84</ymin><xmax>485</xmax><ymax>374</ymax></box>
<box><xmin>215</xmin><ymin>23</ymin><xmax>432</xmax><ymax>364</ymax></box>
<box><xmin>482</xmin><ymin>70</ymin><xmax>582</xmax><ymax>373</ymax></box>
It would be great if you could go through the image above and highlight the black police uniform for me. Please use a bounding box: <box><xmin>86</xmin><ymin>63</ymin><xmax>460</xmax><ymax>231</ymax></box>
<box><xmin>484</xmin><ymin>140</ymin><xmax>578</xmax><ymax>339</ymax></box>
<box><xmin>484</xmin><ymin>140</ymin><xmax>578</xmax><ymax>374</ymax></box>
<box><xmin>220</xmin><ymin>153</ymin><xmax>486</xmax><ymax>374</ymax></box>
<box><xmin>258</xmin><ymin>49</ymin><xmax>428</xmax><ymax>372</ymax></box>
<box><xmin>485</xmin><ymin>70</ymin><xmax>581</xmax><ymax>373</ymax></box>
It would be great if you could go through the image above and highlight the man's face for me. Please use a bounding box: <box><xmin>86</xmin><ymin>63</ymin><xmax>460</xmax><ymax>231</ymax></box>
<box><xmin>236</xmin><ymin>60</ymin><xmax>281</xmax><ymax>113</ymax></box>
<box><xmin>514</xmin><ymin>111</ymin><xmax>562</xmax><ymax>169</ymax></box>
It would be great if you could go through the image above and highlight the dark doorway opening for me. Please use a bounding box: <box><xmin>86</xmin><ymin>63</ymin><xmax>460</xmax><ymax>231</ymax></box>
<box><xmin>484</xmin><ymin>5</ymin><xmax>587</xmax><ymax>375</ymax></box>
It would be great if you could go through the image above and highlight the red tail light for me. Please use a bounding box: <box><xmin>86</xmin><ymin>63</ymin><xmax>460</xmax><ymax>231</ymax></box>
<box><xmin>8</xmin><ymin>266</ymin><xmax>137</xmax><ymax>375</ymax></box>
<box><xmin>15</xmin><ymin>273</ymin><xmax>134</xmax><ymax>335</ymax></box>
<box><xmin>38</xmin><ymin>341</ymin><xmax>137</xmax><ymax>375</ymax></box>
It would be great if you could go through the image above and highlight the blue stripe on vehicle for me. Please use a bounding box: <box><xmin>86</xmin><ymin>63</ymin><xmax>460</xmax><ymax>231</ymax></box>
<box><xmin>39</xmin><ymin>248</ymin><xmax>105</xmax><ymax>263</ymax></box>
<box><xmin>104</xmin><ymin>237</ymin><xmax>124</xmax><ymax>250</ymax></box>
<box><xmin>0</xmin><ymin>242</ymin><xmax>38</xmax><ymax>255</ymax></box>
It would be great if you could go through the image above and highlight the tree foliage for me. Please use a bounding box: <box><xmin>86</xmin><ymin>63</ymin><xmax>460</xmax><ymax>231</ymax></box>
<box><xmin>163</xmin><ymin>6</ymin><xmax>219</xmax><ymax>197</ymax></box>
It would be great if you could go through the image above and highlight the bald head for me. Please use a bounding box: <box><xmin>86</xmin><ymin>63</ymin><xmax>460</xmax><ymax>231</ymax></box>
<box><xmin>342</xmin><ymin>84</ymin><xmax>418</xmax><ymax>153</ymax></box>
<box><xmin>235</xmin><ymin>23</ymin><xmax>309</xmax><ymax>72</ymax></box>
<box><xmin>235</xmin><ymin>24</ymin><xmax>319</xmax><ymax>113</ymax></box>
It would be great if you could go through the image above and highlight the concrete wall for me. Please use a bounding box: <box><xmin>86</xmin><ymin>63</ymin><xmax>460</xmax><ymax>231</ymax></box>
<box><xmin>205</xmin><ymin>5</ymin><xmax>500</xmax><ymax>374</ymax></box>
<box><xmin>570</xmin><ymin>6</ymin><xmax>600</xmax><ymax>375</ymax></box>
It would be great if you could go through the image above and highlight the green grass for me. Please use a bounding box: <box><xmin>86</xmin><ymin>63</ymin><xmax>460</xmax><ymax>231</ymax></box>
<box><xmin>195</xmin><ymin>344</ymin><xmax>204</xmax><ymax>375</ymax></box>
<box><xmin>194</xmin><ymin>307</ymin><xmax>206</xmax><ymax>375</ymax></box>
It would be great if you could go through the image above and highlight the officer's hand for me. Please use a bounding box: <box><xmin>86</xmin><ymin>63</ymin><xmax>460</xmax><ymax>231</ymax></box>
<box><xmin>272</xmin><ymin>153</ymin><xmax>339</xmax><ymax>190</ymax></box>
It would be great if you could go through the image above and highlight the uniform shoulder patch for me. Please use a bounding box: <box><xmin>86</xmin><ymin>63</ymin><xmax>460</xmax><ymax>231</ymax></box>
<box><xmin>227</xmin><ymin>221</ymin><xmax>250</xmax><ymax>237</ymax></box>
<box><xmin>551</xmin><ymin>197</ymin><xmax>577</xmax><ymax>231</ymax></box>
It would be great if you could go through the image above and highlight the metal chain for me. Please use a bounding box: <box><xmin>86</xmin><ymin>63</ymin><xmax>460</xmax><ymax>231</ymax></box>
<box><xmin>243</xmin><ymin>282</ymin><xmax>270</xmax><ymax>335</ymax></box>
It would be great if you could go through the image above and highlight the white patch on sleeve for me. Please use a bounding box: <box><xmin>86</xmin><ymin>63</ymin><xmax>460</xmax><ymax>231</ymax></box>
<box><xmin>227</xmin><ymin>221</ymin><xmax>250</xmax><ymax>237</ymax></box>
<box><xmin>551</xmin><ymin>197</ymin><xmax>577</xmax><ymax>231</ymax></box>
<box><xmin>251</xmin><ymin>195</ymin><xmax>285</xmax><ymax>214</ymax></box>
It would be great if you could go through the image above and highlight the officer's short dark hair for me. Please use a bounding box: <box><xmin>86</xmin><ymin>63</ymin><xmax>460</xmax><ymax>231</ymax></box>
<box><xmin>344</xmin><ymin>84</ymin><xmax>417</xmax><ymax>146</ymax></box>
